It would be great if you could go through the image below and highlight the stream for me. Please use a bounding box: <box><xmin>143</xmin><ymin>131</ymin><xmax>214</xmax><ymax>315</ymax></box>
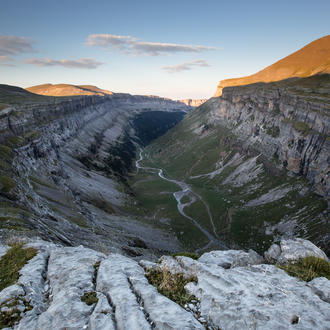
<box><xmin>135</xmin><ymin>150</ymin><xmax>227</xmax><ymax>251</ymax></box>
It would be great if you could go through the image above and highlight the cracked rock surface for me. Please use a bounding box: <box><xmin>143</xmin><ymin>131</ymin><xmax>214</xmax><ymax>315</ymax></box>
<box><xmin>0</xmin><ymin>239</ymin><xmax>329</xmax><ymax>329</ymax></box>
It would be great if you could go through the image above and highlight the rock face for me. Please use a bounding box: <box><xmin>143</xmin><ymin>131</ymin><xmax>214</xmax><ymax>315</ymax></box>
<box><xmin>207</xmin><ymin>75</ymin><xmax>330</xmax><ymax>198</ymax></box>
<box><xmin>0</xmin><ymin>239</ymin><xmax>328</xmax><ymax>329</ymax></box>
<box><xmin>265</xmin><ymin>238</ymin><xmax>329</xmax><ymax>264</ymax></box>
<box><xmin>178</xmin><ymin>99</ymin><xmax>207</xmax><ymax>107</ymax></box>
<box><xmin>214</xmin><ymin>35</ymin><xmax>330</xmax><ymax>96</ymax></box>
<box><xmin>0</xmin><ymin>89</ymin><xmax>189</xmax><ymax>256</ymax></box>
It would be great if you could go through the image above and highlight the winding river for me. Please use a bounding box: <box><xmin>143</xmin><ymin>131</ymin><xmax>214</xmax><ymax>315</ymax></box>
<box><xmin>136</xmin><ymin>150</ymin><xmax>227</xmax><ymax>251</ymax></box>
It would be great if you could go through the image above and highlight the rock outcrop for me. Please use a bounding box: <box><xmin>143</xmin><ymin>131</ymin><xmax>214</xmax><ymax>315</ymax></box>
<box><xmin>0</xmin><ymin>88</ymin><xmax>189</xmax><ymax>256</ymax></box>
<box><xmin>265</xmin><ymin>238</ymin><xmax>329</xmax><ymax>264</ymax></box>
<box><xmin>178</xmin><ymin>99</ymin><xmax>207</xmax><ymax>107</ymax></box>
<box><xmin>0</xmin><ymin>238</ymin><xmax>328</xmax><ymax>329</ymax></box>
<box><xmin>207</xmin><ymin>75</ymin><xmax>330</xmax><ymax>198</ymax></box>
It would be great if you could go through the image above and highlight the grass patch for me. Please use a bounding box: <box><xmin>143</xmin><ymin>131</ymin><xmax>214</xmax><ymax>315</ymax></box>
<box><xmin>93</xmin><ymin>261</ymin><xmax>101</xmax><ymax>271</ymax></box>
<box><xmin>292</xmin><ymin>121</ymin><xmax>311</xmax><ymax>134</ymax></box>
<box><xmin>67</xmin><ymin>215</ymin><xmax>89</xmax><ymax>228</ymax></box>
<box><xmin>0</xmin><ymin>175</ymin><xmax>15</xmax><ymax>193</ymax></box>
<box><xmin>81</xmin><ymin>291</ymin><xmax>98</xmax><ymax>305</ymax></box>
<box><xmin>265</xmin><ymin>125</ymin><xmax>280</xmax><ymax>138</ymax></box>
<box><xmin>171</xmin><ymin>252</ymin><xmax>199</xmax><ymax>260</ymax></box>
<box><xmin>0</xmin><ymin>243</ymin><xmax>37</xmax><ymax>291</ymax></box>
<box><xmin>29</xmin><ymin>176</ymin><xmax>55</xmax><ymax>189</ymax></box>
<box><xmin>146</xmin><ymin>268</ymin><xmax>197</xmax><ymax>307</ymax></box>
<box><xmin>180</xmin><ymin>195</ymin><xmax>191</xmax><ymax>204</ymax></box>
<box><xmin>0</xmin><ymin>297</ymin><xmax>32</xmax><ymax>329</ymax></box>
<box><xmin>278</xmin><ymin>256</ymin><xmax>330</xmax><ymax>282</ymax></box>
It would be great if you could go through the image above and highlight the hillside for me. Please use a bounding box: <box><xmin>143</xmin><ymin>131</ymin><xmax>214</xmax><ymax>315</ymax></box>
<box><xmin>214</xmin><ymin>35</ymin><xmax>330</xmax><ymax>96</ymax></box>
<box><xmin>0</xmin><ymin>85</ymin><xmax>189</xmax><ymax>257</ymax></box>
<box><xmin>132</xmin><ymin>75</ymin><xmax>329</xmax><ymax>254</ymax></box>
<box><xmin>26</xmin><ymin>83</ymin><xmax>114</xmax><ymax>96</ymax></box>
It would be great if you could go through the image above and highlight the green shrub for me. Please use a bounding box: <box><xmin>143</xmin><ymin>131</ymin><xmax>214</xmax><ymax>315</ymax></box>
<box><xmin>146</xmin><ymin>268</ymin><xmax>197</xmax><ymax>306</ymax></box>
<box><xmin>278</xmin><ymin>256</ymin><xmax>330</xmax><ymax>282</ymax></box>
<box><xmin>0</xmin><ymin>145</ymin><xmax>11</xmax><ymax>158</ymax></box>
<box><xmin>265</xmin><ymin>125</ymin><xmax>280</xmax><ymax>138</ymax></box>
<box><xmin>81</xmin><ymin>291</ymin><xmax>98</xmax><ymax>305</ymax></box>
<box><xmin>0</xmin><ymin>243</ymin><xmax>37</xmax><ymax>291</ymax></box>
<box><xmin>293</xmin><ymin>121</ymin><xmax>310</xmax><ymax>134</ymax></box>
<box><xmin>0</xmin><ymin>175</ymin><xmax>15</xmax><ymax>193</ymax></box>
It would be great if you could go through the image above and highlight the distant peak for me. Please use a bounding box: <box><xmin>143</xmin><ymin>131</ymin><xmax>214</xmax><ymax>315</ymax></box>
<box><xmin>26</xmin><ymin>83</ymin><xmax>113</xmax><ymax>97</ymax></box>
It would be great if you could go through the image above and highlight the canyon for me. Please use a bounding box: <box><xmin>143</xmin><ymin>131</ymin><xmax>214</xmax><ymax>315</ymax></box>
<box><xmin>0</xmin><ymin>35</ymin><xmax>329</xmax><ymax>329</ymax></box>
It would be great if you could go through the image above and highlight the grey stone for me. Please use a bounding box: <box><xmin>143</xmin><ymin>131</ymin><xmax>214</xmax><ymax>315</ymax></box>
<box><xmin>89</xmin><ymin>293</ymin><xmax>115</xmax><ymax>330</ymax></box>
<box><xmin>198</xmin><ymin>249</ymin><xmax>264</xmax><ymax>269</ymax></box>
<box><xmin>138</xmin><ymin>259</ymin><xmax>158</xmax><ymax>271</ymax></box>
<box><xmin>265</xmin><ymin>238</ymin><xmax>328</xmax><ymax>264</ymax></box>
<box><xmin>0</xmin><ymin>239</ymin><xmax>328</xmax><ymax>330</ymax></box>
<box><xmin>98</xmin><ymin>254</ymin><xmax>203</xmax><ymax>330</ymax></box>
<box><xmin>308</xmin><ymin>277</ymin><xmax>330</xmax><ymax>303</ymax></box>
<box><xmin>0</xmin><ymin>285</ymin><xmax>25</xmax><ymax>305</ymax></box>
<box><xmin>36</xmin><ymin>246</ymin><xmax>104</xmax><ymax>330</ymax></box>
<box><xmin>184</xmin><ymin>262</ymin><xmax>330</xmax><ymax>329</ymax></box>
<box><xmin>264</xmin><ymin>243</ymin><xmax>282</xmax><ymax>263</ymax></box>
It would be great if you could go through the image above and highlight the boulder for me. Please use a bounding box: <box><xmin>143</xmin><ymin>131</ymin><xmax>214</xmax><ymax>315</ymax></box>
<box><xmin>198</xmin><ymin>249</ymin><xmax>264</xmax><ymax>268</ymax></box>
<box><xmin>265</xmin><ymin>238</ymin><xmax>328</xmax><ymax>264</ymax></box>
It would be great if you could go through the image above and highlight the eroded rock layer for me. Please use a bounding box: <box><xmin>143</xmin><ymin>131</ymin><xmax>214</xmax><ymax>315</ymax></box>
<box><xmin>0</xmin><ymin>239</ymin><xmax>328</xmax><ymax>329</ymax></box>
<box><xmin>0</xmin><ymin>92</ymin><xmax>188</xmax><ymax>256</ymax></box>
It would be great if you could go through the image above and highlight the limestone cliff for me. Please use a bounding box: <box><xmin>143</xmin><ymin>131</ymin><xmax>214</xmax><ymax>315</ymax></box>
<box><xmin>214</xmin><ymin>35</ymin><xmax>330</xmax><ymax>96</ymax></box>
<box><xmin>209</xmin><ymin>75</ymin><xmax>330</xmax><ymax>198</ymax></box>
<box><xmin>0</xmin><ymin>87</ymin><xmax>189</xmax><ymax>255</ymax></box>
<box><xmin>178</xmin><ymin>98</ymin><xmax>207</xmax><ymax>107</ymax></box>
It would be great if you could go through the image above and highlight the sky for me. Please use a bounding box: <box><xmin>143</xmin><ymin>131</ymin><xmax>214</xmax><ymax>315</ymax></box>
<box><xmin>0</xmin><ymin>0</ymin><xmax>329</xmax><ymax>99</ymax></box>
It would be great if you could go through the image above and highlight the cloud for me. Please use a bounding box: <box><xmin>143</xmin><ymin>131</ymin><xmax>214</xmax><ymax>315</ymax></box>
<box><xmin>0</xmin><ymin>55</ymin><xmax>15</xmax><ymax>67</ymax></box>
<box><xmin>86</xmin><ymin>34</ymin><xmax>216</xmax><ymax>56</ymax></box>
<box><xmin>25</xmin><ymin>58</ymin><xmax>103</xmax><ymax>69</ymax></box>
<box><xmin>162</xmin><ymin>59</ymin><xmax>211</xmax><ymax>73</ymax></box>
<box><xmin>0</xmin><ymin>35</ymin><xmax>34</xmax><ymax>56</ymax></box>
<box><xmin>86</xmin><ymin>34</ymin><xmax>135</xmax><ymax>51</ymax></box>
<box><xmin>130</xmin><ymin>42</ymin><xmax>215</xmax><ymax>56</ymax></box>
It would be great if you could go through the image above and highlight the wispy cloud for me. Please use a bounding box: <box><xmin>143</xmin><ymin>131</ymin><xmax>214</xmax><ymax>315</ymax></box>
<box><xmin>162</xmin><ymin>59</ymin><xmax>211</xmax><ymax>73</ymax></box>
<box><xmin>0</xmin><ymin>55</ymin><xmax>15</xmax><ymax>67</ymax></box>
<box><xmin>86</xmin><ymin>34</ymin><xmax>135</xmax><ymax>50</ymax></box>
<box><xmin>0</xmin><ymin>35</ymin><xmax>34</xmax><ymax>56</ymax></box>
<box><xmin>86</xmin><ymin>34</ymin><xmax>216</xmax><ymax>56</ymax></box>
<box><xmin>25</xmin><ymin>58</ymin><xmax>103</xmax><ymax>69</ymax></box>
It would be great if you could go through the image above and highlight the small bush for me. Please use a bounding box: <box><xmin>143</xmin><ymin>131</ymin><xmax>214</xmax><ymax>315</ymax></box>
<box><xmin>0</xmin><ymin>175</ymin><xmax>15</xmax><ymax>193</ymax></box>
<box><xmin>278</xmin><ymin>256</ymin><xmax>330</xmax><ymax>282</ymax></box>
<box><xmin>293</xmin><ymin>121</ymin><xmax>310</xmax><ymax>134</ymax></box>
<box><xmin>0</xmin><ymin>243</ymin><xmax>37</xmax><ymax>291</ymax></box>
<box><xmin>81</xmin><ymin>291</ymin><xmax>98</xmax><ymax>305</ymax></box>
<box><xmin>265</xmin><ymin>125</ymin><xmax>280</xmax><ymax>138</ymax></box>
<box><xmin>171</xmin><ymin>252</ymin><xmax>199</xmax><ymax>260</ymax></box>
<box><xmin>146</xmin><ymin>268</ymin><xmax>197</xmax><ymax>306</ymax></box>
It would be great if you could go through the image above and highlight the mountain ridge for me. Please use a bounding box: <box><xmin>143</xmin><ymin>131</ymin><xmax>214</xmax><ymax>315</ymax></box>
<box><xmin>214</xmin><ymin>35</ymin><xmax>330</xmax><ymax>96</ymax></box>
<box><xmin>26</xmin><ymin>83</ymin><xmax>114</xmax><ymax>97</ymax></box>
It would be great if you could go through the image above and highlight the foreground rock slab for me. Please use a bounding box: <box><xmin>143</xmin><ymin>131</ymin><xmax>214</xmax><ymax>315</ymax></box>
<box><xmin>0</xmin><ymin>239</ymin><xmax>329</xmax><ymax>329</ymax></box>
